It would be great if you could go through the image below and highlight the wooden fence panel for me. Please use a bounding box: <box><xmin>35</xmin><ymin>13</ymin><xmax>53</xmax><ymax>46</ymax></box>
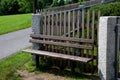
<box><xmin>42</xmin><ymin>8</ymin><xmax>100</xmax><ymax>73</ymax></box>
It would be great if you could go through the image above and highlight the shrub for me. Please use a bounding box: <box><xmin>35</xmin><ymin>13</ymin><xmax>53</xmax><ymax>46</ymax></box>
<box><xmin>90</xmin><ymin>2</ymin><xmax>120</xmax><ymax>16</ymax></box>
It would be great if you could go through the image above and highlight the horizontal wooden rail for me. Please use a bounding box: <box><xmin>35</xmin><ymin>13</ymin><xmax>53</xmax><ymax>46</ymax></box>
<box><xmin>23</xmin><ymin>49</ymin><xmax>93</xmax><ymax>62</ymax></box>
<box><xmin>30</xmin><ymin>39</ymin><xmax>93</xmax><ymax>50</ymax></box>
<box><xmin>30</xmin><ymin>34</ymin><xmax>94</xmax><ymax>43</ymax></box>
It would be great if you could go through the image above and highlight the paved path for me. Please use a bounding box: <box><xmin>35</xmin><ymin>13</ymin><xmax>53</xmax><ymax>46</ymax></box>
<box><xmin>0</xmin><ymin>28</ymin><xmax>32</xmax><ymax>60</ymax></box>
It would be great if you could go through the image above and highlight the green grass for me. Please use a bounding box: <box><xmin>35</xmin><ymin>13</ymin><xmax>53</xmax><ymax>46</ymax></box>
<box><xmin>0</xmin><ymin>52</ymin><xmax>31</xmax><ymax>80</ymax></box>
<box><xmin>0</xmin><ymin>51</ymin><xmax>97</xmax><ymax>80</ymax></box>
<box><xmin>0</xmin><ymin>14</ymin><xmax>31</xmax><ymax>35</ymax></box>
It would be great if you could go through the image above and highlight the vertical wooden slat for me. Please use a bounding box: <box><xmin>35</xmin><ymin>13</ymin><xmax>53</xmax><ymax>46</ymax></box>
<box><xmin>68</xmin><ymin>11</ymin><xmax>71</xmax><ymax>37</ymax></box>
<box><xmin>48</xmin><ymin>14</ymin><xmax>51</xmax><ymax>51</ymax></box>
<box><xmin>77</xmin><ymin>10</ymin><xmax>81</xmax><ymax>59</ymax></box>
<box><xmin>56</xmin><ymin>13</ymin><xmax>59</xmax><ymax>36</ymax></box>
<box><xmin>81</xmin><ymin>9</ymin><xmax>85</xmax><ymax>57</ymax></box>
<box><xmin>92</xmin><ymin>10</ymin><xmax>95</xmax><ymax>40</ymax></box>
<box><xmin>82</xmin><ymin>9</ymin><xmax>85</xmax><ymax>38</ymax></box>
<box><xmin>63</xmin><ymin>11</ymin><xmax>67</xmax><ymax>70</ymax></box>
<box><xmin>85</xmin><ymin>10</ymin><xmax>90</xmax><ymax>72</ymax></box>
<box><xmin>51</xmin><ymin>13</ymin><xmax>54</xmax><ymax>36</ymax></box>
<box><xmin>72</xmin><ymin>10</ymin><xmax>75</xmax><ymax>37</ymax></box>
<box><xmin>67</xmin><ymin>11</ymin><xmax>71</xmax><ymax>69</ymax></box>
<box><xmin>64</xmin><ymin>11</ymin><xmax>66</xmax><ymax>36</ymax></box>
<box><xmin>87</xmin><ymin>10</ymin><xmax>90</xmax><ymax>39</ymax></box>
<box><xmin>60</xmin><ymin>11</ymin><xmax>62</xmax><ymax>36</ymax></box>
<box><xmin>43</xmin><ymin>15</ymin><xmax>47</xmax><ymax>51</ymax></box>
<box><xmin>86</xmin><ymin>10</ymin><xmax>90</xmax><ymax>58</ymax></box>
<box><xmin>51</xmin><ymin>13</ymin><xmax>54</xmax><ymax>52</ymax></box>
<box><xmin>80</xmin><ymin>9</ymin><xmax>85</xmax><ymax>72</ymax></box>
<box><xmin>60</xmin><ymin>12</ymin><xmax>64</xmax><ymax>69</ymax></box>
<box><xmin>77</xmin><ymin>10</ymin><xmax>80</xmax><ymax>38</ymax></box>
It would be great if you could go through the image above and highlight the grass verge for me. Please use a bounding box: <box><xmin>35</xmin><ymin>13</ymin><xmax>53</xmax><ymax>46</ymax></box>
<box><xmin>0</xmin><ymin>52</ymin><xmax>31</xmax><ymax>80</ymax></box>
<box><xmin>0</xmin><ymin>51</ymin><xmax>98</xmax><ymax>80</ymax></box>
<box><xmin>0</xmin><ymin>14</ymin><xmax>31</xmax><ymax>35</ymax></box>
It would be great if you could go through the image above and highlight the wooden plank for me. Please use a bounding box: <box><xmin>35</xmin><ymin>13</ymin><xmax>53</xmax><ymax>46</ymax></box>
<box><xmin>92</xmin><ymin>10</ymin><xmax>95</xmax><ymax>39</ymax></box>
<box><xmin>68</xmin><ymin>11</ymin><xmax>71</xmax><ymax>37</ymax></box>
<box><xmin>23</xmin><ymin>49</ymin><xmax>93</xmax><ymax>63</ymax></box>
<box><xmin>30</xmin><ymin>34</ymin><xmax>94</xmax><ymax>43</ymax></box>
<box><xmin>30</xmin><ymin>39</ymin><xmax>93</xmax><ymax>50</ymax></box>
<box><xmin>60</xmin><ymin>11</ymin><xmax>62</xmax><ymax>36</ymax></box>
<box><xmin>51</xmin><ymin>13</ymin><xmax>54</xmax><ymax>52</ymax></box>
<box><xmin>47</xmin><ymin>14</ymin><xmax>50</xmax><ymax>51</ymax></box>
<box><xmin>64</xmin><ymin>11</ymin><xmax>66</xmax><ymax>36</ymax></box>
<box><xmin>72</xmin><ymin>10</ymin><xmax>75</xmax><ymax>37</ymax></box>
<box><xmin>86</xmin><ymin>10</ymin><xmax>90</xmax><ymax>58</ymax></box>
<box><xmin>44</xmin><ymin>15</ymin><xmax>47</xmax><ymax>35</ymax></box>
<box><xmin>87</xmin><ymin>10</ymin><xmax>90</xmax><ymax>39</ymax></box>
<box><xmin>82</xmin><ymin>9</ymin><xmax>85</xmax><ymax>38</ymax></box>
<box><xmin>51</xmin><ymin>13</ymin><xmax>54</xmax><ymax>36</ymax></box>
<box><xmin>56</xmin><ymin>13</ymin><xmax>59</xmax><ymax>36</ymax></box>
<box><xmin>77</xmin><ymin>10</ymin><xmax>80</xmax><ymax>38</ymax></box>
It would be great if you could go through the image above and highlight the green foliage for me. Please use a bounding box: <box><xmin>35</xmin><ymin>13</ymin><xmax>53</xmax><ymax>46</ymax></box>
<box><xmin>58</xmin><ymin>0</ymin><xmax>65</xmax><ymax>6</ymax></box>
<box><xmin>0</xmin><ymin>0</ymin><xmax>20</xmax><ymax>15</ymax></box>
<box><xmin>18</xmin><ymin>0</ymin><xmax>33</xmax><ymax>13</ymax></box>
<box><xmin>0</xmin><ymin>0</ymin><xmax>80</xmax><ymax>15</ymax></box>
<box><xmin>90</xmin><ymin>2</ymin><xmax>120</xmax><ymax>16</ymax></box>
<box><xmin>51</xmin><ymin>0</ymin><xmax>59</xmax><ymax>7</ymax></box>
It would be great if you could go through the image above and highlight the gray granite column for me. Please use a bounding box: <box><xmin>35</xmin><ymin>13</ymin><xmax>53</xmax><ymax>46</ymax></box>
<box><xmin>32</xmin><ymin>14</ymin><xmax>43</xmax><ymax>68</ymax></box>
<box><xmin>98</xmin><ymin>16</ymin><xmax>117</xmax><ymax>80</ymax></box>
<box><xmin>32</xmin><ymin>14</ymin><xmax>43</xmax><ymax>49</ymax></box>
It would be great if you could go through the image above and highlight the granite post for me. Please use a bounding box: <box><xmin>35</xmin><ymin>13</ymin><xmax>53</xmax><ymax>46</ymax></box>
<box><xmin>32</xmin><ymin>14</ymin><xmax>43</xmax><ymax>69</ymax></box>
<box><xmin>98</xmin><ymin>16</ymin><xmax>120</xmax><ymax>80</ymax></box>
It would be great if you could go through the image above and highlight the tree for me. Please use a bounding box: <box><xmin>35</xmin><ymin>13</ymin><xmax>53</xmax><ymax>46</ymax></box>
<box><xmin>58</xmin><ymin>0</ymin><xmax>65</xmax><ymax>6</ymax></box>
<box><xmin>18</xmin><ymin>0</ymin><xmax>33</xmax><ymax>13</ymax></box>
<box><xmin>51</xmin><ymin>0</ymin><xmax>59</xmax><ymax>7</ymax></box>
<box><xmin>0</xmin><ymin>0</ymin><xmax>20</xmax><ymax>15</ymax></box>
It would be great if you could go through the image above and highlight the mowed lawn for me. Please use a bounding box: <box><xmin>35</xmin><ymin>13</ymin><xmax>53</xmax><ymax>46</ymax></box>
<box><xmin>0</xmin><ymin>14</ymin><xmax>31</xmax><ymax>35</ymax></box>
<box><xmin>0</xmin><ymin>52</ymin><xmax>32</xmax><ymax>80</ymax></box>
<box><xmin>0</xmin><ymin>52</ymin><xmax>91</xmax><ymax>80</ymax></box>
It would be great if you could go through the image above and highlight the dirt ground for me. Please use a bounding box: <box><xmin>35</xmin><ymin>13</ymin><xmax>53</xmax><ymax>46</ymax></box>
<box><xmin>17</xmin><ymin>69</ymin><xmax>98</xmax><ymax>80</ymax></box>
<box><xmin>17</xmin><ymin>70</ymin><xmax>70</xmax><ymax>80</ymax></box>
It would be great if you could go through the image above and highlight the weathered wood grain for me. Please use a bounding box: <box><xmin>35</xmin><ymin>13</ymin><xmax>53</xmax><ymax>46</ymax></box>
<box><xmin>23</xmin><ymin>49</ymin><xmax>93</xmax><ymax>62</ymax></box>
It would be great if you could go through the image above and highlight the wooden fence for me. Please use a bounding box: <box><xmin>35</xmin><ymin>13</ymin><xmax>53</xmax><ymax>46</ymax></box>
<box><xmin>30</xmin><ymin>0</ymin><xmax>115</xmax><ymax>74</ymax></box>
<box><xmin>39</xmin><ymin>8</ymin><xmax>101</xmax><ymax>73</ymax></box>
<box><xmin>36</xmin><ymin>3</ymin><xmax>80</xmax><ymax>14</ymax></box>
<box><xmin>82</xmin><ymin>0</ymin><xmax>102</xmax><ymax>7</ymax></box>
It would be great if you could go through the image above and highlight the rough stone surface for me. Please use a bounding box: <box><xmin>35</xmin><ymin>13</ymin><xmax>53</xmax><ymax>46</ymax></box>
<box><xmin>32</xmin><ymin>14</ymin><xmax>43</xmax><ymax>61</ymax></box>
<box><xmin>98</xmin><ymin>16</ymin><xmax>119</xmax><ymax>80</ymax></box>
<box><xmin>32</xmin><ymin>14</ymin><xmax>43</xmax><ymax>50</ymax></box>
